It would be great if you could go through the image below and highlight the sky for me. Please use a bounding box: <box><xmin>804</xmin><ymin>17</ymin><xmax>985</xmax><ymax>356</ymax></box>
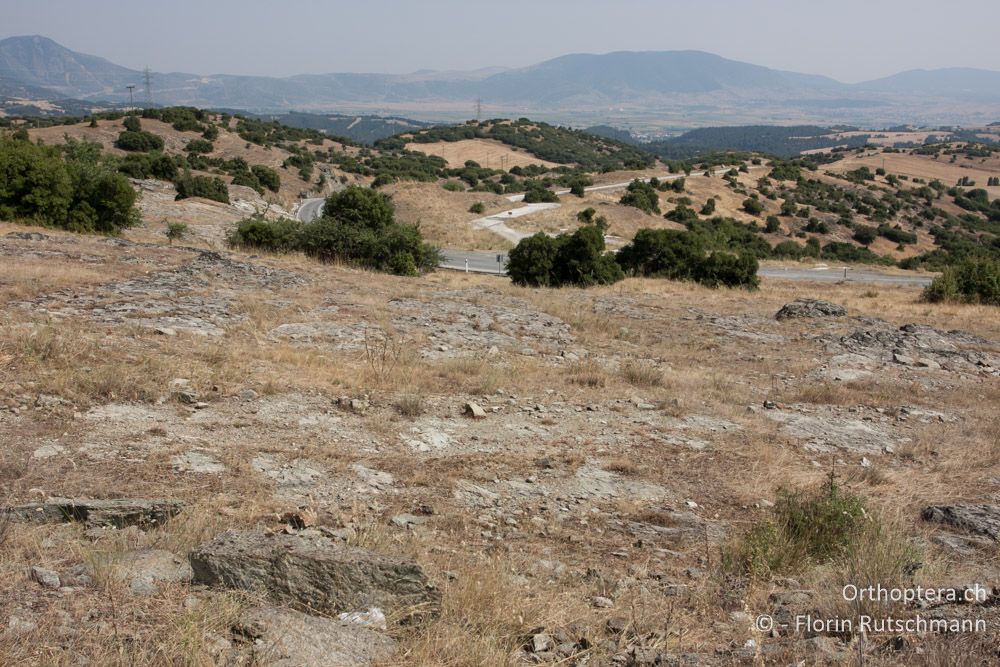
<box><xmin>4</xmin><ymin>0</ymin><xmax>999</xmax><ymax>82</ymax></box>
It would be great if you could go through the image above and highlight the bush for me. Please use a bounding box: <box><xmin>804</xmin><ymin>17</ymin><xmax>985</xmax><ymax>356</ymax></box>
<box><xmin>122</xmin><ymin>115</ymin><xmax>142</xmax><ymax>132</ymax></box>
<box><xmin>115</xmin><ymin>130</ymin><xmax>164</xmax><ymax>152</ymax></box>
<box><xmin>924</xmin><ymin>259</ymin><xmax>1000</xmax><ymax>305</ymax></box>
<box><xmin>507</xmin><ymin>224</ymin><xmax>622</xmax><ymax>288</ymax></box>
<box><xmin>251</xmin><ymin>165</ymin><xmax>281</xmax><ymax>192</ymax></box>
<box><xmin>764</xmin><ymin>216</ymin><xmax>781</xmax><ymax>233</ymax></box>
<box><xmin>723</xmin><ymin>476</ymin><xmax>870</xmax><ymax>580</ymax></box>
<box><xmin>469</xmin><ymin>202</ymin><xmax>486</xmax><ymax>214</ymax></box>
<box><xmin>165</xmin><ymin>222</ymin><xmax>188</xmax><ymax>245</ymax></box>
<box><xmin>619</xmin><ymin>179</ymin><xmax>660</xmax><ymax>214</ymax></box>
<box><xmin>742</xmin><ymin>197</ymin><xmax>764</xmax><ymax>216</ymax></box>
<box><xmin>522</xmin><ymin>182</ymin><xmax>559</xmax><ymax>203</ymax></box>
<box><xmin>228</xmin><ymin>216</ymin><xmax>304</xmax><ymax>252</ymax></box>
<box><xmin>616</xmin><ymin>228</ymin><xmax>759</xmax><ymax>289</ymax></box>
<box><xmin>185</xmin><ymin>138</ymin><xmax>214</xmax><ymax>154</ymax></box>
<box><xmin>0</xmin><ymin>135</ymin><xmax>138</xmax><ymax>234</ymax></box>
<box><xmin>700</xmin><ymin>198</ymin><xmax>716</xmax><ymax>216</ymax></box>
<box><xmin>852</xmin><ymin>225</ymin><xmax>878</xmax><ymax>246</ymax></box>
<box><xmin>175</xmin><ymin>174</ymin><xmax>229</xmax><ymax>203</ymax></box>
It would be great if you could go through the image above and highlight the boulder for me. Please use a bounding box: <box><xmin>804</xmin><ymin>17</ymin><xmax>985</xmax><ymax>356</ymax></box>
<box><xmin>922</xmin><ymin>505</ymin><xmax>1000</xmax><ymax>541</ymax></box>
<box><xmin>233</xmin><ymin>606</ymin><xmax>396</xmax><ymax>667</ymax></box>
<box><xmin>189</xmin><ymin>530</ymin><xmax>439</xmax><ymax>618</ymax></box>
<box><xmin>4</xmin><ymin>498</ymin><xmax>182</xmax><ymax>529</ymax></box>
<box><xmin>775</xmin><ymin>299</ymin><xmax>847</xmax><ymax>321</ymax></box>
<box><xmin>463</xmin><ymin>402</ymin><xmax>487</xmax><ymax>419</ymax></box>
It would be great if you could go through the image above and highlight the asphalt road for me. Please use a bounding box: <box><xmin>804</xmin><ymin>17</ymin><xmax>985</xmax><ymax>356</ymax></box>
<box><xmin>296</xmin><ymin>189</ymin><xmax>935</xmax><ymax>286</ymax></box>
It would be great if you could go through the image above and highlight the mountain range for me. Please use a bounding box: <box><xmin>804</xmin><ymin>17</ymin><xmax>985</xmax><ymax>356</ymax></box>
<box><xmin>2</xmin><ymin>35</ymin><xmax>999</xmax><ymax>126</ymax></box>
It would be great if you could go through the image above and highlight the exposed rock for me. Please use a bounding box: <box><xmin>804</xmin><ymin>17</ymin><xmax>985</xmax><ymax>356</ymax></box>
<box><xmin>390</xmin><ymin>513</ymin><xmax>427</xmax><ymax>529</ymax></box>
<box><xmin>30</xmin><ymin>566</ymin><xmax>61</xmax><ymax>589</ymax></box>
<box><xmin>189</xmin><ymin>530</ymin><xmax>439</xmax><ymax>618</ymax></box>
<box><xmin>922</xmin><ymin>505</ymin><xmax>1000</xmax><ymax>541</ymax></box>
<box><xmin>776</xmin><ymin>299</ymin><xmax>847</xmax><ymax>320</ymax></box>
<box><xmin>463</xmin><ymin>402</ymin><xmax>487</xmax><ymax>419</ymax></box>
<box><xmin>4</xmin><ymin>498</ymin><xmax>183</xmax><ymax>529</ymax></box>
<box><xmin>233</xmin><ymin>605</ymin><xmax>396</xmax><ymax>667</ymax></box>
<box><xmin>837</xmin><ymin>323</ymin><xmax>1000</xmax><ymax>375</ymax></box>
<box><xmin>171</xmin><ymin>450</ymin><xmax>225</xmax><ymax>474</ymax></box>
<box><xmin>97</xmin><ymin>549</ymin><xmax>194</xmax><ymax>595</ymax></box>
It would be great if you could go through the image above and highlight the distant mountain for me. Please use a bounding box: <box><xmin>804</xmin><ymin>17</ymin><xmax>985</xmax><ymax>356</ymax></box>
<box><xmin>2</xmin><ymin>35</ymin><xmax>998</xmax><ymax>125</ymax></box>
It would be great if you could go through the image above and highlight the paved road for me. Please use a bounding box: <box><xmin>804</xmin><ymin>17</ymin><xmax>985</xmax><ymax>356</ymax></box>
<box><xmin>296</xmin><ymin>197</ymin><xmax>326</xmax><ymax>223</ymax></box>
<box><xmin>296</xmin><ymin>186</ymin><xmax>934</xmax><ymax>286</ymax></box>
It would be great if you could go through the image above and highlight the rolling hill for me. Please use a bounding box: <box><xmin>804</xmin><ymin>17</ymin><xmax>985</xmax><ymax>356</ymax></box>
<box><xmin>2</xmin><ymin>35</ymin><xmax>999</xmax><ymax>125</ymax></box>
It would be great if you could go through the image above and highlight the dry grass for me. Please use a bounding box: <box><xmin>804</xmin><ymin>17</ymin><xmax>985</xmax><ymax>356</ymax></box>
<box><xmin>405</xmin><ymin>138</ymin><xmax>561</xmax><ymax>169</ymax></box>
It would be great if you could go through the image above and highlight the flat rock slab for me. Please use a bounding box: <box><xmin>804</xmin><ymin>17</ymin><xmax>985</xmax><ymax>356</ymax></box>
<box><xmin>4</xmin><ymin>498</ymin><xmax>183</xmax><ymax>529</ymax></box>
<box><xmin>923</xmin><ymin>505</ymin><xmax>1000</xmax><ymax>541</ymax></box>
<box><xmin>235</xmin><ymin>606</ymin><xmax>396</xmax><ymax>666</ymax></box>
<box><xmin>190</xmin><ymin>530</ymin><xmax>439</xmax><ymax>618</ymax></box>
<box><xmin>776</xmin><ymin>299</ymin><xmax>847</xmax><ymax>320</ymax></box>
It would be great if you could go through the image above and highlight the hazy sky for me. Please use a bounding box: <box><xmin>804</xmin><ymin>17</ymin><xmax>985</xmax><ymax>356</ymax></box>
<box><xmin>5</xmin><ymin>0</ymin><xmax>999</xmax><ymax>81</ymax></box>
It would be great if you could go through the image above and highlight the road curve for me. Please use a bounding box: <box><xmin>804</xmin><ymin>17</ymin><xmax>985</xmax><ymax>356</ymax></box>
<box><xmin>294</xmin><ymin>181</ymin><xmax>935</xmax><ymax>286</ymax></box>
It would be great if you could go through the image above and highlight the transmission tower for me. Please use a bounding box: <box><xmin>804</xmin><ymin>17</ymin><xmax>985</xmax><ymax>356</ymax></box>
<box><xmin>126</xmin><ymin>85</ymin><xmax>136</xmax><ymax>113</ymax></box>
<box><xmin>143</xmin><ymin>67</ymin><xmax>153</xmax><ymax>106</ymax></box>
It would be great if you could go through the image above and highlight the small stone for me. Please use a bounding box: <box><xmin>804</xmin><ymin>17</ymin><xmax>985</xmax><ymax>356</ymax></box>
<box><xmin>532</xmin><ymin>633</ymin><xmax>554</xmax><ymax>653</ymax></box>
<box><xmin>239</xmin><ymin>389</ymin><xmax>259</xmax><ymax>401</ymax></box>
<box><xmin>463</xmin><ymin>402</ymin><xmax>487</xmax><ymax>419</ymax></box>
<box><xmin>154</xmin><ymin>327</ymin><xmax>176</xmax><ymax>336</ymax></box>
<box><xmin>592</xmin><ymin>595</ymin><xmax>614</xmax><ymax>608</ymax></box>
<box><xmin>606</xmin><ymin>617</ymin><xmax>628</xmax><ymax>635</ymax></box>
<box><xmin>390</xmin><ymin>514</ymin><xmax>427</xmax><ymax>529</ymax></box>
<box><xmin>30</xmin><ymin>566</ymin><xmax>61</xmax><ymax>589</ymax></box>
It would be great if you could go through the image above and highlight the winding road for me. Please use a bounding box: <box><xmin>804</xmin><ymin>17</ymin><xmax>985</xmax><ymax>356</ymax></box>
<box><xmin>296</xmin><ymin>172</ymin><xmax>935</xmax><ymax>286</ymax></box>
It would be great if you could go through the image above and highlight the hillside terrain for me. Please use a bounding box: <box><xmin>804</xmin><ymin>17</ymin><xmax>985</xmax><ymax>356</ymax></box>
<box><xmin>2</xmin><ymin>36</ymin><xmax>999</xmax><ymax>127</ymax></box>
<box><xmin>3</xmin><ymin>213</ymin><xmax>1000</xmax><ymax>663</ymax></box>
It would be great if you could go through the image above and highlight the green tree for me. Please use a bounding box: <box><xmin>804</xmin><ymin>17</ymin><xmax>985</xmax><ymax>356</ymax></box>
<box><xmin>507</xmin><ymin>233</ymin><xmax>559</xmax><ymax>287</ymax></box>
<box><xmin>322</xmin><ymin>186</ymin><xmax>395</xmax><ymax>231</ymax></box>
<box><xmin>743</xmin><ymin>197</ymin><xmax>764</xmax><ymax>216</ymax></box>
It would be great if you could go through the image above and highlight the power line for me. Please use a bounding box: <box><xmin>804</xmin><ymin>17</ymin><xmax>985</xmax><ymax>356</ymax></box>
<box><xmin>143</xmin><ymin>67</ymin><xmax>153</xmax><ymax>106</ymax></box>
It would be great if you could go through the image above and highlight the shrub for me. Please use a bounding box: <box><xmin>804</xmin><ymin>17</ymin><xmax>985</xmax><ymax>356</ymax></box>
<box><xmin>115</xmin><ymin>130</ymin><xmax>164</xmax><ymax>152</ymax></box>
<box><xmin>764</xmin><ymin>216</ymin><xmax>781</xmax><ymax>233</ymax></box>
<box><xmin>251</xmin><ymin>165</ymin><xmax>280</xmax><ymax>193</ymax></box>
<box><xmin>522</xmin><ymin>182</ymin><xmax>559</xmax><ymax>203</ymax></box>
<box><xmin>723</xmin><ymin>476</ymin><xmax>870</xmax><ymax>580</ymax></box>
<box><xmin>228</xmin><ymin>216</ymin><xmax>304</xmax><ymax>252</ymax></box>
<box><xmin>742</xmin><ymin>197</ymin><xmax>764</xmax><ymax>216</ymax></box>
<box><xmin>175</xmin><ymin>174</ymin><xmax>230</xmax><ymax>203</ymax></box>
<box><xmin>664</xmin><ymin>204</ymin><xmax>699</xmax><ymax>223</ymax></box>
<box><xmin>165</xmin><ymin>222</ymin><xmax>188</xmax><ymax>245</ymax></box>
<box><xmin>442</xmin><ymin>181</ymin><xmax>464</xmax><ymax>192</ymax></box>
<box><xmin>619</xmin><ymin>179</ymin><xmax>660</xmax><ymax>214</ymax></box>
<box><xmin>700</xmin><ymin>198</ymin><xmax>716</xmax><ymax>216</ymax></box>
<box><xmin>185</xmin><ymin>139</ymin><xmax>214</xmax><ymax>154</ymax></box>
<box><xmin>469</xmin><ymin>202</ymin><xmax>486</xmax><ymax>215</ymax></box>
<box><xmin>122</xmin><ymin>115</ymin><xmax>142</xmax><ymax>132</ymax></box>
<box><xmin>616</xmin><ymin>227</ymin><xmax>759</xmax><ymax>289</ymax></box>
<box><xmin>0</xmin><ymin>136</ymin><xmax>138</xmax><ymax>234</ymax></box>
<box><xmin>852</xmin><ymin>225</ymin><xmax>878</xmax><ymax>246</ymax></box>
<box><xmin>923</xmin><ymin>259</ymin><xmax>1000</xmax><ymax>305</ymax></box>
<box><xmin>507</xmin><ymin>224</ymin><xmax>622</xmax><ymax>288</ymax></box>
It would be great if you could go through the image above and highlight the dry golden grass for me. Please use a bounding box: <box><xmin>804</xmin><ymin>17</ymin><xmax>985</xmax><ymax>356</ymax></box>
<box><xmin>405</xmin><ymin>138</ymin><xmax>561</xmax><ymax>169</ymax></box>
<box><xmin>3</xmin><ymin>225</ymin><xmax>1000</xmax><ymax>663</ymax></box>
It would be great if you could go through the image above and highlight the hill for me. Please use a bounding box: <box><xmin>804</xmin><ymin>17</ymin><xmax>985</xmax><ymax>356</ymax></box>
<box><xmin>2</xmin><ymin>36</ymin><xmax>999</xmax><ymax>126</ymax></box>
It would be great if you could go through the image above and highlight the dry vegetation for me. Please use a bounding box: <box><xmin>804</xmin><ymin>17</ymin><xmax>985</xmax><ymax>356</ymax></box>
<box><xmin>2</xmin><ymin>208</ymin><xmax>1000</xmax><ymax>664</ymax></box>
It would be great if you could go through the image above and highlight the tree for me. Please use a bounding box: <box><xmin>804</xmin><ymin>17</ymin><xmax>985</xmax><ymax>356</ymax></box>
<box><xmin>570</xmin><ymin>181</ymin><xmax>586</xmax><ymax>197</ymax></box>
<box><xmin>115</xmin><ymin>130</ymin><xmax>164</xmax><ymax>152</ymax></box>
<box><xmin>175</xmin><ymin>174</ymin><xmax>229</xmax><ymax>203</ymax></box>
<box><xmin>251</xmin><ymin>165</ymin><xmax>281</xmax><ymax>192</ymax></box>
<box><xmin>764</xmin><ymin>216</ymin><xmax>781</xmax><ymax>233</ymax></box>
<box><xmin>507</xmin><ymin>233</ymin><xmax>559</xmax><ymax>287</ymax></box>
<box><xmin>323</xmin><ymin>186</ymin><xmax>394</xmax><ymax>231</ymax></box>
<box><xmin>166</xmin><ymin>222</ymin><xmax>188</xmax><ymax>245</ymax></box>
<box><xmin>700</xmin><ymin>198</ymin><xmax>716</xmax><ymax>216</ymax></box>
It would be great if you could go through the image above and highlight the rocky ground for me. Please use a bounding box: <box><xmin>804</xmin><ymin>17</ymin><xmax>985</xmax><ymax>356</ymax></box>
<box><xmin>2</xmin><ymin>222</ymin><xmax>1000</xmax><ymax>665</ymax></box>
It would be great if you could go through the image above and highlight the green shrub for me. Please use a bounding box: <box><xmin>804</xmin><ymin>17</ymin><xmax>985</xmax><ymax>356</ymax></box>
<box><xmin>251</xmin><ymin>165</ymin><xmax>280</xmax><ymax>193</ymax></box>
<box><xmin>700</xmin><ymin>198</ymin><xmax>716</xmax><ymax>216</ymax></box>
<box><xmin>115</xmin><ymin>130</ymin><xmax>164</xmax><ymax>152</ymax></box>
<box><xmin>664</xmin><ymin>204</ymin><xmax>699</xmax><ymax>223</ymax></box>
<box><xmin>619</xmin><ymin>179</ymin><xmax>660</xmax><ymax>214</ymax></box>
<box><xmin>723</xmin><ymin>476</ymin><xmax>870</xmax><ymax>580</ymax></box>
<box><xmin>507</xmin><ymin>224</ymin><xmax>622</xmax><ymax>288</ymax></box>
<box><xmin>122</xmin><ymin>115</ymin><xmax>142</xmax><ymax>132</ymax></box>
<box><xmin>764</xmin><ymin>216</ymin><xmax>781</xmax><ymax>233</ymax></box>
<box><xmin>165</xmin><ymin>222</ymin><xmax>188</xmax><ymax>245</ymax></box>
<box><xmin>924</xmin><ymin>259</ymin><xmax>1000</xmax><ymax>305</ymax></box>
<box><xmin>469</xmin><ymin>202</ymin><xmax>486</xmax><ymax>215</ymax></box>
<box><xmin>185</xmin><ymin>139</ymin><xmax>214</xmax><ymax>154</ymax></box>
<box><xmin>616</xmin><ymin>228</ymin><xmax>759</xmax><ymax>289</ymax></box>
<box><xmin>0</xmin><ymin>135</ymin><xmax>138</xmax><ymax>234</ymax></box>
<box><xmin>175</xmin><ymin>175</ymin><xmax>229</xmax><ymax>203</ymax></box>
<box><xmin>442</xmin><ymin>181</ymin><xmax>465</xmax><ymax>192</ymax></box>
<box><xmin>522</xmin><ymin>182</ymin><xmax>559</xmax><ymax>203</ymax></box>
<box><xmin>852</xmin><ymin>225</ymin><xmax>878</xmax><ymax>246</ymax></box>
<box><xmin>228</xmin><ymin>216</ymin><xmax>304</xmax><ymax>252</ymax></box>
<box><xmin>742</xmin><ymin>196</ymin><xmax>764</xmax><ymax>216</ymax></box>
